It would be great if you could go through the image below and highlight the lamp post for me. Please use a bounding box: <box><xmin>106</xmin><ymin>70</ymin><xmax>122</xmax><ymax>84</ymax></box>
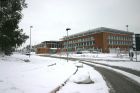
<box><xmin>66</xmin><ymin>28</ymin><xmax>71</xmax><ymax>62</ymax></box>
<box><xmin>126</xmin><ymin>25</ymin><xmax>128</xmax><ymax>32</ymax></box>
<box><xmin>29</xmin><ymin>26</ymin><xmax>33</xmax><ymax>57</ymax></box>
<box><xmin>126</xmin><ymin>25</ymin><xmax>130</xmax><ymax>56</ymax></box>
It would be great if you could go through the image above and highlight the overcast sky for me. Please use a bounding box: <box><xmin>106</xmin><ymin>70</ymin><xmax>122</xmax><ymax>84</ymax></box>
<box><xmin>19</xmin><ymin>0</ymin><xmax>140</xmax><ymax>46</ymax></box>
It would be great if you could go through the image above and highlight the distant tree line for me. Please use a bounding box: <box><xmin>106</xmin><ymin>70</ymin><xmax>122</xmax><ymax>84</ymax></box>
<box><xmin>0</xmin><ymin>0</ymin><xmax>29</xmax><ymax>55</ymax></box>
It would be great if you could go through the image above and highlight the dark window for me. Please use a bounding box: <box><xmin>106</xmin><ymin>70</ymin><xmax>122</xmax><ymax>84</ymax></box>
<box><xmin>135</xmin><ymin>34</ymin><xmax>140</xmax><ymax>51</ymax></box>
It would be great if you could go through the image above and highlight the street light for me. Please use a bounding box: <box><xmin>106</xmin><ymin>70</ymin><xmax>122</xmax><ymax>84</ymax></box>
<box><xmin>29</xmin><ymin>26</ymin><xmax>33</xmax><ymax>57</ymax></box>
<box><xmin>126</xmin><ymin>25</ymin><xmax>131</xmax><ymax>51</ymax></box>
<box><xmin>66</xmin><ymin>28</ymin><xmax>71</xmax><ymax>62</ymax></box>
<box><xmin>126</xmin><ymin>25</ymin><xmax>128</xmax><ymax>32</ymax></box>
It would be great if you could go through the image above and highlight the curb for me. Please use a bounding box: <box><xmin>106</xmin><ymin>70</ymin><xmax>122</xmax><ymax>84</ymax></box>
<box><xmin>49</xmin><ymin>66</ymin><xmax>79</xmax><ymax>93</ymax></box>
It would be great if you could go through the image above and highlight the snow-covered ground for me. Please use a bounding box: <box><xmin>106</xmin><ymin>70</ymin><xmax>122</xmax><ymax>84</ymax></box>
<box><xmin>1</xmin><ymin>52</ymin><xmax>139</xmax><ymax>93</ymax></box>
<box><xmin>71</xmin><ymin>53</ymin><xmax>140</xmax><ymax>71</ymax></box>
<box><xmin>53</xmin><ymin>53</ymin><xmax>140</xmax><ymax>71</ymax></box>
<box><xmin>58</xmin><ymin>64</ymin><xmax>108</xmax><ymax>93</ymax></box>
<box><xmin>91</xmin><ymin>60</ymin><xmax>140</xmax><ymax>71</ymax></box>
<box><xmin>50</xmin><ymin>52</ymin><xmax>140</xmax><ymax>88</ymax></box>
<box><xmin>0</xmin><ymin>53</ymin><xmax>109</xmax><ymax>93</ymax></box>
<box><xmin>82</xmin><ymin>61</ymin><xmax>140</xmax><ymax>85</ymax></box>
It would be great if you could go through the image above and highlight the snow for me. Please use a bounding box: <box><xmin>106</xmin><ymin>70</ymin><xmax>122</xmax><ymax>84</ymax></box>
<box><xmin>99</xmin><ymin>64</ymin><xmax>140</xmax><ymax>84</ymax></box>
<box><xmin>93</xmin><ymin>61</ymin><xmax>140</xmax><ymax>71</ymax></box>
<box><xmin>70</xmin><ymin>65</ymin><xmax>93</xmax><ymax>84</ymax></box>
<box><xmin>1</xmin><ymin>52</ymin><xmax>139</xmax><ymax>93</ymax></box>
<box><xmin>52</xmin><ymin>52</ymin><xmax>140</xmax><ymax>85</ymax></box>
<box><xmin>58</xmin><ymin>64</ymin><xmax>108</xmax><ymax>93</ymax></box>
<box><xmin>82</xmin><ymin>61</ymin><xmax>140</xmax><ymax>85</ymax></box>
<box><xmin>74</xmin><ymin>62</ymin><xmax>83</xmax><ymax>68</ymax></box>
<box><xmin>0</xmin><ymin>53</ymin><xmax>76</xmax><ymax>93</ymax></box>
<box><xmin>52</xmin><ymin>52</ymin><xmax>140</xmax><ymax>86</ymax></box>
<box><xmin>55</xmin><ymin>53</ymin><xmax>140</xmax><ymax>71</ymax></box>
<box><xmin>0</xmin><ymin>53</ymin><xmax>109</xmax><ymax>93</ymax></box>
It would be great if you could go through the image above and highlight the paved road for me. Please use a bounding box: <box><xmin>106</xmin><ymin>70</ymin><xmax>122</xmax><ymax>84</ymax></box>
<box><xmin>80</xmin><ymin>59</ymin><xmax>140</xmax><ymax>77</ymax></box>
<box><xmin>41</xmin><ymin>55</ymin><xmax>140</xmax><ymax>77</ymax></box>
<box><xmin>40</xmin><ymin>55</ymin><xmax>140</xmax><ymax>93</ymax></box>
<box><xmin>83</xmin><ymin>62</ymin><xmax>140</xmax><ymax>93</ymax></box>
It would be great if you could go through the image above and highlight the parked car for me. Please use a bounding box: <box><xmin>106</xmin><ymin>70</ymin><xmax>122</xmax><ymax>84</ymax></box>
<box><xmin>76</xmin><ymin>51</ymin><xmax>82</xmax><ymax>54</ymax></box>
<box><xmin>25</xmin><ymin>52</ymin><xmax>30</xmax><ymax>55</ymax></box>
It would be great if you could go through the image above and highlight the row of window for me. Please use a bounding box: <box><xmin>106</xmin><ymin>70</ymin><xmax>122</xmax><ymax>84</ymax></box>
<box><xmin>108</xmin><ymin>40</ymin><xmax>132</xmax><ymax>45</ymax></box>
<box><xmin>108</xmin><ymin>35</ymin><xmax>132</xmax><ymax>41</ymax></box>
<box><xmin>38</xmin><ymin>43</ymin><xmax>61</xmax><ymax>48</ymax></box>
<box><xmin>64</xmin><ymin>41</ymin><xmax>95</xmax><ymax>48</ymax></box>
<box><xmin>64</xmin><ymin>37</ymin><xmax>94</xmax><ymax>45</ymax></box>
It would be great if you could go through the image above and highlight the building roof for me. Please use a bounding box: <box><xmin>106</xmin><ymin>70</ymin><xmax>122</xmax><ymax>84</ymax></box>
<box><xmin>41</xmin><ymin>41</ymin><xmax>61</xmax><ymax>43</ymax></box>
<box><xmin>63</xmin><ymin>27</ymin><xmax>134</xmax><ymax>40</ymax></box>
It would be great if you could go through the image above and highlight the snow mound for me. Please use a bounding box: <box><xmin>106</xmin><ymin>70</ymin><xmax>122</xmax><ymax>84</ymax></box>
<box><xmin>70</xmin><ymin>68</ymin><xmax>94</xmax><ymax>84</ymax></box>
<box><xmin>75</xmin><ymin>62</ymin><xmax>83</xmax><ymax>67</ymax></box>
<box><xmin>23</xmin><ymin>59</ymin><xmax>30</xmax><ymax>62</ymax></box>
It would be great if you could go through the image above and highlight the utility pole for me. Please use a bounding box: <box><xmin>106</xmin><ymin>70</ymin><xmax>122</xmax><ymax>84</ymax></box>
<box><xmin>66</xmin><ymin>28</ymin><xmax>71</xmax><ymax>62</ymax></box>
<box><xmin>29</xmin><ymin>26</ymin><xmax>33</xmax><ymax>57</ymax></box>
<box><xmin>126</xmin><ymin>25</ymin><xmax>128</xmax><ymax>32</ymax></box>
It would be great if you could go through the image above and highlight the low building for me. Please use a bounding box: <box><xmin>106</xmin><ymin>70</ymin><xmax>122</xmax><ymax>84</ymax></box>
<box><xmin>61</xmin><ymin>27</ymin><xmax>134</xmax><ymax>53</ymax></box>
<box><xmin>35</xmin><ymin>41</ymin><xmax>62</xmax><ymax>54</ymax></box>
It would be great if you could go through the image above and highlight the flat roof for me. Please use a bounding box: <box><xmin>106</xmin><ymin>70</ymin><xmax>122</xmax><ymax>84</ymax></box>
<box><xmin>66</xmin><ymin>27</ymin><xmax>134</xmax><ymax>39</ymax></box>
<box><xmin>42</xmin><ymin>41</ymin><xmax>61</xmax><ymax>43</ymax></box>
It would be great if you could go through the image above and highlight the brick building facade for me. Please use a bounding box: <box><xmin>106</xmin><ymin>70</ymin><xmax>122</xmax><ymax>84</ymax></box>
<box><xmin>62</xmin><ymin>27</ymin><xmax>134</xmax><ymax>53</ymax></box>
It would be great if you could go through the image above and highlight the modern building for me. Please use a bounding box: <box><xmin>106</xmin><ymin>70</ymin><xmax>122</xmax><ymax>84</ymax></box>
<box><xmin>61</xmin><ymin>27</ymin><xmax>134</xmax><ymax>53</ymax></box>
<box><xmin>35</xmin><ymin>41</ymin><xmax>62</xmax><ymax>54</ymax></box>
<box><xmin>134</xmin><ymin>34</ymin><xmax>140</xmax><ymax>51</ymax></box>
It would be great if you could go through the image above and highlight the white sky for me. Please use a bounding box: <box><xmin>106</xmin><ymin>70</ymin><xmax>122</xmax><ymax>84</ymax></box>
<box><xmin>19</xmin><ymin>0</ymin><xmax>140</xmax><ymax>46</ymax></box>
